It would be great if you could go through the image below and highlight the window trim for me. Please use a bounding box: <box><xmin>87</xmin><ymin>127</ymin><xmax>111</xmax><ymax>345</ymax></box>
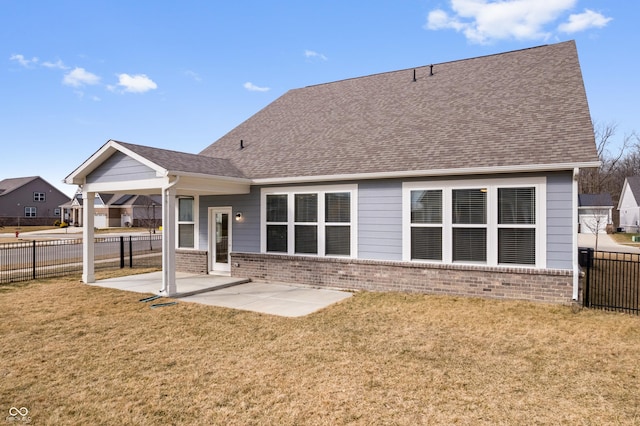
<box><xmin>402</xmin><ymin>177</ymin><xmax>546</xmax><ymax>268</ymax></box>
<box><xmin>25</xmin><ymin>206</ymin><xmax>37</xmax><ymax>217</ymax></box>
<box><xmin>261</xmin><ymin>185</ymin><xmax>358</xmax><ymax>258</ymax></box>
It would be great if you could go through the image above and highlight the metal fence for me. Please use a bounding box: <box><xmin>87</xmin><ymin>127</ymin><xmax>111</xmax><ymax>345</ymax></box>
<box><xmin>581</xmin><ymin>248</ymin><xmax>640</xmax><ymax>315</ymax></box>
<box><xmin>0</xmin><ymin>235</ymin><xmax>162</xmax><ymax>284</ymax></box>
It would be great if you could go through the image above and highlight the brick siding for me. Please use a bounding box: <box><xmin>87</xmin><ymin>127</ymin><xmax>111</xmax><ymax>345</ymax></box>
<box><xmin>176</xmin><ymin>249</ymin><xmax>208</xmax><ymax>274</ymax></box>
<box><xmin>230</xmin><ymin>252</ymin><xmax>574</xmax><ymax>303</ymax></box>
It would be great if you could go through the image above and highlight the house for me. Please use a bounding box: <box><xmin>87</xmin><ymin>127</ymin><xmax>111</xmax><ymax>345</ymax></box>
<box><xmin>578</xmin><ymin>194</ymin><xmax>614</xmax><ymax>234</ymax></box>
<box><xmin>65</xmin><ymin>40</ymin><xmax>599</xmax><ymax>303</ymax></box>
<box><xmin>61</xmin><ymin>191</ymin><xmax>162</xmax><ymax>228</ymax></box>
<box><xmin>0</xmin><ymin>176</ymin><xmax>70</xmax><ymax>227</ymax></box>
<box><xmin>618</xmin><ymin>176</ymin><xmax>640</xmax><ymax>233</ymax></box>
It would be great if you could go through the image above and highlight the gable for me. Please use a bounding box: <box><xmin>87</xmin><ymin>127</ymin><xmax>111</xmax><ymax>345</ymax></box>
<box><xmin>86</xmin><ymin>151</ymin><xmax>158</xmax><ymax>184</ymax></box>
<box><xmin>200</xmin><ymin>41</ymin><xmax>598</xmax><ymax>181</ymax></box>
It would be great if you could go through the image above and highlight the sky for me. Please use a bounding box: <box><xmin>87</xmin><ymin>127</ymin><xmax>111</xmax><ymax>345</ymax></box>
<box><xmin>1</xmin><ymin>0</ymin><xmax>636</xmax><ymax>197</ymax></box>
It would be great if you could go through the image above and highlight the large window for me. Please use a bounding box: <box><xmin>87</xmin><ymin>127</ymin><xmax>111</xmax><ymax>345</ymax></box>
<box><xmin>262</xmin><ymin>186</ymin><xmax>356</xmax><ymax>257</ymax></box>
<box><xmin>178</xmin><ymin>197</ymin><xmax>195</xmax><ymax>248</ymax></box>
<box><xmin>404</xmin><ymin>178</ymin><xmax>545</xmax><ymax>268</ymax></box>
<box><xmin>25</xmin><ymin>207</ymin><xmax>36</xmax><ymax>217</ymax></box>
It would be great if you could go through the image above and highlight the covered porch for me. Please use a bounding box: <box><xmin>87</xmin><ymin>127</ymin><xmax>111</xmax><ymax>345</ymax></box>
<box><xmin>64</xmin><ymin>140</ymin><xmax>251</xmax><ymax>296</ymax></box>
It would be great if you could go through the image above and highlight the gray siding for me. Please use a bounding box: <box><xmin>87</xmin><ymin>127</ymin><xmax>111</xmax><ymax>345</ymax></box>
<box><xmin>199</xmin><ymin>187</ymin><xmax>261</xmax><ymax>252</ymax></box>
<box><xmin>358</xmin><ymin>180</ymin><xmax>403</xmax><ymax>260</ymax></box>
<box><xmin>546</xmin><ymin>172</ymin><xmax>573</xmax><ymax>269</ymax></box>
<box><xmin>86</xmin><ymin>152</ymin><xmax>157</xmax><ymax>183</ymax></box>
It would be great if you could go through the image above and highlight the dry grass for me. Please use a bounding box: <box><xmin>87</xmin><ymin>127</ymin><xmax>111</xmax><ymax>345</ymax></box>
<box><xmin>1</xmin><ymin>275</ymin><xmax>640</xmax><ymax>425</ymax></box>
<box><xmin>610</xmin><ymin>232</ymin><xmax>640</xmax><ymax>246</ymax></box>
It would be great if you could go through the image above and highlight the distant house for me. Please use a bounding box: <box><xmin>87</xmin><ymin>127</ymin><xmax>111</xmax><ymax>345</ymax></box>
<box><xmin>61</xmin><ymin>192</ymin><xmax>161</xmax><ymax>228</ymax></box>
<box><xmin>618</xmin><ymin>176</ymin><xmax>640</xmax><ymax>233</ymax></box>
<box><xmin>0</xmin><ymin>176</ymin><xmax>70</xmax><ymax>227</ymax></box>
<box><xmin>65</xmin><ymin>40</ymin><xmax>599</xmax><ymax>303</ymax></box>
<box><xmin>578</xmin><ymin>194</ymin><xmax>613</xmax><ymax>234</ymax></box>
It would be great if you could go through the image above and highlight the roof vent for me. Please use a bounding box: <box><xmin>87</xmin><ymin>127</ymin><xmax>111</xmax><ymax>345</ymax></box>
<box><xmin>412</xmin><ymin>69</ymin><xmax>416</xmax><ymax>82</ymax></box>
<box><xmin>429</xmin><ymin>64</ymin><xmax>434</xmax><ymax>76</ymax></box>
<box><xmin>240</xmin><ymin>139</ymin><xmax>244</xmax><ymax>150</ymax></box>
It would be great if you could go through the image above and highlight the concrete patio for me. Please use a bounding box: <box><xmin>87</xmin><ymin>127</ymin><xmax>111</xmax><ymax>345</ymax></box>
<box><xmin>93</xmin><ymin>271</ymin><xmax>353</xmax><ymax>317</ymax></box>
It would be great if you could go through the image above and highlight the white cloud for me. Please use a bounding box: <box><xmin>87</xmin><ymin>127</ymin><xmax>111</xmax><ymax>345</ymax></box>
<box><xmin>243</xmin><ymin>82</ymin><xmax>270</xmax><ymax>92</ymax></box>
<box><xmin>425</xmin><ymin>0</ymin><xmax>610</xmax><ymax>44</ymax></box>
<box><xmin>184</xmin><ymin>70</ymin><xmax>202</xmax><ymax>82</ymax></box>
<box><xmin>558</xmin><ymin>9</ymin><xmax>612</xmax><ymax>33</ymax></box>
<box><xmin>63</xmin><ymin>67</ymin><xmax>101</xmax><ymax>87</ymax></box>
<box><xmin>115</xmin><ymin>73</ymin><xmax>158</xmax><ymax>93</ymax></box>
<box><xmin>42</xmin><ymin>59</ymin><xmax>68</xmax><ymax>70</ymax></box>
<box><xmin>304</xmin><ymin>50</ymin><xmax>328</xmax><ymax>61</ymax></box>
<box><xmin>10</xmin><ymin>54</ymin><xmax>38</xmax><ymax>68</ymax></box>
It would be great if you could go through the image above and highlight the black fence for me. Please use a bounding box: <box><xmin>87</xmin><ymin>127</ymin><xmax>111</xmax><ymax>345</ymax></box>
<box><xmin>0</xmin><ymin>235</ymin><xmax>162</xmax><ymax>284</ymax></box>
<box><xmin>580</xmin><ymin>248</ymin><xmax>640</xmax><ymax>315</ymax></box>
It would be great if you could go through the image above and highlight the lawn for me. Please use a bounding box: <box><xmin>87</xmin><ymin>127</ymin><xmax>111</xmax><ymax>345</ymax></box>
<box><xmin>1</xmin><ymin>273</ymin><xmax>640</xmax><ymax>425</ymax></box>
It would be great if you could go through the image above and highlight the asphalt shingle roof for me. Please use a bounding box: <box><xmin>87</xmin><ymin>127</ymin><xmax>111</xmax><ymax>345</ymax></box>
<box><xmin>578</xmin><ymin>193</ymin><xmax>614</xmax><ymax>207</ymax></box>
<box><xmin>116</xmin><ymin>141</ymin><xmax>247</xmax><ymax>179</ymax></box>
<box><xmin>200</xmin><ymin>40</ymin><xmax>597</xmax><ymax>180</ymax></box>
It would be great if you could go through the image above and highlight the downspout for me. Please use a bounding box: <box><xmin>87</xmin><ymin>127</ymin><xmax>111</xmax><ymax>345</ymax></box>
<box><xmin>159</xmin><ymin>175</ymin><xmax>180</xmax><ymax>293</ymax></box>
<box><xmin>572</xmin><ymin>167</ymin><xmax>580</xmax><ymax>300</ymax></box>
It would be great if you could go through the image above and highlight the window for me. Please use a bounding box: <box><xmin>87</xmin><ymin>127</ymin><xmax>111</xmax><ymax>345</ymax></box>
<box><xmin>25</xmin><ymin>207</ymin><xmax>36</xmax><ymax>217</ymax></box>
<box><xmin>54</xmin><ymin>208</ymin><xmax>61</xmax><ymax>216</ymax></box>
<box><xmin>178</xmin><ymin>197</ymin><xmax>195</xmax><ymax>248</ymax></box>
<box><xmin>498</xmin><ymin>187</ymin><xmax>536</xmax><ymax>265</ymax></box>
<box><xmin>404</xmin><ymin>178</ymin><xmax>545</xmax><ymax>268</ymax></box>
<box><xmin>262</xmin><ymin>186</ymin><xmax>357</xmax><ymax>257</ymax></box>
<box><xmin>452</xmin><ymin>189</ymin><xmax>487</xmax><ymax>262</ymax></box>
<box><xmin>34</xmin><ymin>192</ymin><xmax>45</xmax><ymax>202</ymax></box>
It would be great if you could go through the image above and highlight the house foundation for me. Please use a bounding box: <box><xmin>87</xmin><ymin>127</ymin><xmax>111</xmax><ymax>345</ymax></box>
<box><xmin>228</xmin><ymin>252</ymin><xmax>574</xmax><ymax>304</ymax></box>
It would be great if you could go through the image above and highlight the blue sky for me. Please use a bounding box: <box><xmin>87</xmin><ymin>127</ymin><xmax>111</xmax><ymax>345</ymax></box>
<box><xmin>1</xmin><ymin>0</ymin><xmax>635</xmax><ymax>197</ymax></box>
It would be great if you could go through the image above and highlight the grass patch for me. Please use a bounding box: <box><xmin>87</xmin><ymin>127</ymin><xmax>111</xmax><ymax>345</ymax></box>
<box><xmin>610</xmin><ymin>232</ymin><xmax>640</xmax><ymax>246</ymax></box>
<box><xmin>1</xmin><ymin>279</ymin><xmax>640</xmax><ymax>424</ymax></box>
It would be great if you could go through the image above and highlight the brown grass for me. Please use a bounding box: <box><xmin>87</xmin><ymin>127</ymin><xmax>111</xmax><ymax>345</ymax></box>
<box><xmin>1</xmin><ymin>275</ymin><xmax>640</xmax><ymax>425</ymax></box>
<box><xmin>610</xmin><ymin>232</ymin><xmax>640</xmax><ymax>246</ymax></box>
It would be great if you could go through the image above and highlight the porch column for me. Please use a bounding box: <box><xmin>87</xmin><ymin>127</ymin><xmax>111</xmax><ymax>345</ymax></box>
<box><xmin>161</xmin><ymin>186</ymin><xmax>177</xmax><ymax>296</ymax></box>
<box><xmin>82</xmin><ymin>191</ymin><xmax>95</xmax><ymax>283</ymax></box>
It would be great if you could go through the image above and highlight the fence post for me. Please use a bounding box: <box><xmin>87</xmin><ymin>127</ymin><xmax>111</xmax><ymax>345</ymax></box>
<box><xmin>583</xmin><ymin>248</ymin><xmax>593</xmax><ymax>308</ymax></box>
<box><xmin>32</xmin><ymin>240</ymin><xmax>36</xmax><ymax>280</ymax></box>
<box><xmin>120</xmin><ymin>236</ymin><xmax>125</xmax><ymax>269</ymax></box>
<box><xmin>129</xmin><ymin>236</ymin><xmax>133</xmax><ymax>268</ymax></box>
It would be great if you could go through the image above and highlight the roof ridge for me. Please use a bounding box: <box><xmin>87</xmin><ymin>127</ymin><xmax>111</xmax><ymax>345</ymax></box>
<box><xmin>303</xmin><ymin>41</ymin><xmax>561</xmax><ymax>89</ymax></box>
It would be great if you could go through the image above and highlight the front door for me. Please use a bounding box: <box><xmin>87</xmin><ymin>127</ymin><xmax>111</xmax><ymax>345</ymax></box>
<box><xmin>209</xmin><ymin>207</ymin><xmax>232</xmax><ymax>274</ymax></box>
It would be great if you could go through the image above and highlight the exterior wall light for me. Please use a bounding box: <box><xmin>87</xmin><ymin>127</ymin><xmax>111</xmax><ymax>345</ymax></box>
<box><xmin>235</xmin><ymin>212</ymin><xmax>243</xmax><ymax>222</ymax></box>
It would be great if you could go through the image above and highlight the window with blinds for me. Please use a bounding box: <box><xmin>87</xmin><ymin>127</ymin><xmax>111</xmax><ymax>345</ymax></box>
<box><xmin>498</xmin><ymin>187</ymin><xmax>536</xmax><ymax>265</ymax></box>
<box><xmin>410</xmin><ymin>190</ymin><xmax>442</xmax><ymax>260</ymax></box>
<box><xmin>405</xmin><ymin>181</ymin><xmax>539</xmax><ymax>267</ymax></box>
<box><xmin>325</xmin><ymin>192</ymin><xmax>351</xmax><ymax>256</ymax></box>
<box><xmin>263</xmin><ymin>187</ymin><xmax>355</xmax><ymax>258</ymax></box>
<box><xmin>266</xmin><ymin>194</ymin><xmax>288</xmax><ymax>253</ymax></box>
<box><xmin>452</xmin><ymin>189</ymin><xmax>487</xmax><ymax>262</ymax></box>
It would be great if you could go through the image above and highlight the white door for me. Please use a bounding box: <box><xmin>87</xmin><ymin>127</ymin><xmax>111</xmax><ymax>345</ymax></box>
<box><xmin>209</xmin><ymin>207</ymin><xmax>232</xmax><ymax>274</ymax></box>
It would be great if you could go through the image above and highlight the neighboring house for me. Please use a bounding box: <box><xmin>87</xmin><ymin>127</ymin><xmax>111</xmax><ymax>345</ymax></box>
<box><xmin>61</xmin><ymin>192</ymin><xmax>162</xmax><ymax>228</ymax></box>
<box><xmin>0</xmin><ymin>176</ymin><xmax>70</xmax><ymax>227</ymax></box>
<box><xmin>578</xmin><ymin>194</ymin><xmax>613</xmax><ymax>234</ymax></box>
<box><xmin>618</xmin><ymin>176</ymin><xmax>640</xmax><ymax>233</ymax></box>
<box><xmin>65</xmin><ymin>40</ymin><xmax>599</xmax><ymax>303</ymax></box>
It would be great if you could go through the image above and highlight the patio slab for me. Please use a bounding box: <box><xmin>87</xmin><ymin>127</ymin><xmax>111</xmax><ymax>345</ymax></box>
<box><xmin>92</xmin><ymin>271</ymin><xmax>352</xmax><ymax>317</ymax></box>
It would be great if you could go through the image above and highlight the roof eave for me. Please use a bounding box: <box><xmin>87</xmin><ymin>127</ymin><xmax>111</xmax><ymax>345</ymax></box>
<box><xmin>251</xmin><ymin>161</ymin><xmax>603</xmax><ymax>185</ymax></box>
